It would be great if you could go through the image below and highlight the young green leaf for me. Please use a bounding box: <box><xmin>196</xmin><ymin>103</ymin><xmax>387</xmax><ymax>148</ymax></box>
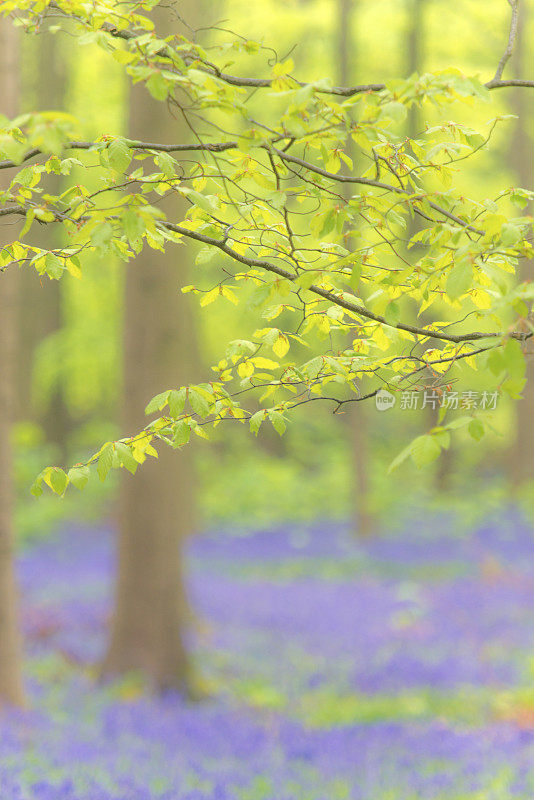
<box><xmin>97</xmin><ymin>443</ymin><xmax>114</xmax><ymax>482</ymax></box>
<box><xmin>67</xmin><ymin>465</ymin><xmax>90</xmax><ymax>490</ymax></box>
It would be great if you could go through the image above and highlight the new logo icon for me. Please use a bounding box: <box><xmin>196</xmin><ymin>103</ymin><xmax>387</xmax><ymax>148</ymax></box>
<box><xmin>375</xmin><ymin>389</ymin><xmax>396</xmax><ymax>412</ymax></box>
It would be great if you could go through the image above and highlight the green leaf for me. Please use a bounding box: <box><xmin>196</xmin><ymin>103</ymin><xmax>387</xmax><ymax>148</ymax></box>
<box><xmin>432</xmin><ymin>428</ymin><xmax>450</xmax><ymax>449</ymax></box>
<box><xmin>500</xmin><ymin>222</ymin><xmax>521</xmax><ymax>247</ymax></box>
<box><xmin>249</xmin><ymin>410</ymin><xmax>265</xmax><ymax>434</ymax></box>
<box><xmin>67</xmin><ymin>465</ymin><xmax>90</xmax><ymax>490</ymax></box>
<box><xmin>380</xmin><ymin>101</ymin><xmax>407</xmax><ymax>124</ymax></box>
<box><xmin>296</xmin><ymin>270</ymin><xmax>321</xmax><ymax>290</ymax></box>
<box><xmin>501</xmin><ymin>376</ymin><xmax>526</xmax><ymax>399</ymax></box>
<box><xmin>168</xmin><ymin>388</ymin><xmax>187</xmax><ymax>418</ymax></box>
<box><xmin>272</xmin><ymin>333</ymin><xmax>289</xmax><ymax>358</ymax></box>
<box><xmin>503</xmin><ymin>338</ymin><xmax>525</xmax><ymax>380</ymax></box>
<box><xmin>189</xmin><ymin>388</ymin><xmax>211</xmax><ymax>418</ymax></box>
<box><xmin>268</xmin><ymin>410</ymin><xmax>286</xmax><ymax>435</ymax></box>
<box><xmin>49</xmin><ymin>467</ymin><xmax>68</xmax><ymax>495</ymax></box>
<box><xmin>108</xmin><ymin>137</ymin><xmax>132</xmax><ymax>173</ymax></box>
<box><xmin>123</xmin><ymin>208</ymin><xmax>145</xmax><ymax>242</ymax></box>
<box><xmin>487</xmin><ymin>349</ymin><xmax>504</xmax><ymax>377</ymax></box>
<box><xmin>30</xmin><ymin>474</ymin><xmax>44</xmax><ymax>497</ymax></box>
<box><xmin>155</xmin><ymin>152</ymin><xmax>176</xmax><ymax>176</ymax></box>
<box><xmin>173</xmin><ymin>419</ymin><xmax>191</xmax><ymax>446</ymax></box>
<box><xmin>444</xmin><ymin>416</ymin><xmax>472</xmax><ymax>430</ymax></box>
<box><xmin>184</xmin><ymin>190</ymin><xmax>218</xmax><ymax>215</ymax></box>
<box><xmin>20</xmin><ymin>209</ymin><xmax>35</xmax><ymax>238</ymax></box>
<box><xmin>384</xmin><ymin>301</ymin><xmax>400</xmax><ymax>327</ymax></box>
<box><xmin>45</xmin><ymin>253</ymin><xmax>63</xmax><ymax>280</ymax></box>
<box><xmin>115</xmin><ymin>442</ymin><xmax>138</xmax><ymax>474</ymax></box>
<box><xmin>388</xmin><ymin>441</ymin><xmax>413</xmax><ymax>473</ymax></box>
<box><xmin>97</xmin><ymin>443</ymin><xmax>114</xmax><ymax>482</ymax></box>
<box><xmin>349</xmin><ymin>261</ymin><xmax>362</xmax><ymax>288</ymax></box>
<box><xmin>446</xmin><ymin>259</ymin><xmax>472</xmax><ymax>301</ymax></box>
<box><xmin>146</xmin><ymin>71</ymin><xmax>169</xmax><ymax>101</ymax></box>
<box><xmin>90</xmin><ymin>222</ymin><xmax>114</xmax><ymax>252</ymax></box>
<box><xmin>468</xmin><ymin>418</ymin><xmax>484</xmax><ymax>441</ymax></box>
<box><xmin>410</xmin><ymin>435</ymin><xmax>441</xmax><ymax>468</ymax></box>
<box><xmin>145</xmin><ymin>391</ymin><xmax>171</xmax><ymax>415</ymax></box>
<box><xmin>195</xmin><ymin>247</ymin><xmax>217</xmax><ymax>266</ymax></box>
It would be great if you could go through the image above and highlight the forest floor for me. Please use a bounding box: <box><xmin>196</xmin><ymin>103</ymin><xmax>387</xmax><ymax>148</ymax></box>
<box><xmin>2</xmin><ymin>513</ymin><xmax>534</xmax><ymax>798</ymax></box>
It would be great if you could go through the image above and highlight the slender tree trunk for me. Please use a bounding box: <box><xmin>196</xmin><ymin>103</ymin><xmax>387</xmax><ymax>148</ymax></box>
<box><xmin>351</xmin><ymin>421</ymin><xmax>373</xmax><ymax>535</ymax></box>
<box><xmin>17</xmin><ymin>30</ymin><xmax>71</xmax><ymax>456</ymax></box>
<box><xmin>405</xmin><ymin>0</ymin><xmax>453</xmax><ymax>492</ymax></box>
<box><xmin>508</xmin><ymin>4</ymin><xmax>534</xmax><ymax>488</ymax></box>
<box><xmin>337</xmin><ymin>0</ymin><xmax>352</xmax><ymax>86</ymax></box>
<box><xmin>406</xmin><ymin>0</ymin><xmax>423</xmax><ymax>128</ymax></box>
<box><xmin>336</xmin><ymin>0</ymin><xmax>374</xmax><ymax>536</ymax></box>
<box><xmin>0</xmin><ymin>17</ymin><xmax>25</xmax><ymax>709</ymax></box>
<box><xmin>102</xmin><ymin>3</ymin><xmax>199</xmax><ymax>694</ymax></box>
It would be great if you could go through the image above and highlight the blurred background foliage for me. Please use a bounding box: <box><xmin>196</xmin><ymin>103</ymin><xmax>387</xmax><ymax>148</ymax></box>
<box><xmin>14</xmin><ymin>0</ymin><xmax>534</xmax><ymax>541</ymax></box>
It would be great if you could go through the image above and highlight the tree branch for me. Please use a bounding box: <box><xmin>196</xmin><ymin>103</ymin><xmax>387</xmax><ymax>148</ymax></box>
<box><xmin>0</xmin><ymin>139</ymin><xmax>237</xmax><ymax>171</ymax></box>
<box><xmin>0</xmin><ymin>138</ymin><xmax>484</xmax><ymax>236</ymax></box>
<box><xmin>160</xmin><ymin>220</ymin><xmax>531</xmax><ymax>345</ymax></box>
<box><xmin>491</xmin><ymin>0</ymin><xmax>520</xmax><ymax>83</ymax></box>
<box><xmin>485</xmin><ymin>77</ymin><xmax>534</xmax><ymax>89</ymax></box>
<box><xmin>43</xmin><ymin>1</ymin><xmax>534</xmax><ymax>98</ymax></box>
<box><xmin>0</xmin><ymin>198</ymin><xmax>528</xmax><ymax>346</ymax></box>
<box><xmin>270</xmin><ymin>148</ymin><xmax>484</xmax><ymax>234</ymax></box>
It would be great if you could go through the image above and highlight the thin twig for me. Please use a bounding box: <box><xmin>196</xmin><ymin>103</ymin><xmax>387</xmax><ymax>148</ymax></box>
<box><xmin>43</xmin><ymin>1</ymin><xmax>534</xmax><ymax>97</ymax></box>
<box><xmin>491</xmin><ymin>0</ymin><xmax>520</xmax><ymax>83</ymax></box>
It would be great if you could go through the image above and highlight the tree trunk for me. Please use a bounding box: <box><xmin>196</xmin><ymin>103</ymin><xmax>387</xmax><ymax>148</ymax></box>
<box><xmin>405</xmin><ymin>0</ymin><xmax>454</xmax><ymax>491</ymax></box>
<box><xmin>336</xmin><ymin>0</ymin><xmax>375</xmax><ymax>536</ymax></box>
<box><xmin>102</xmin><ymin>3</ymin><xmax>198</xmax><ymax>694</ymax></box>
<box><xmin>406</xmin><ymin>0</ymin><xmax>423</xmax><ymax>132</ymax></box>
<box><xmin>351</xmin><ymin>416</ymin><xmax>374</xmax><ymax>536</ymax></box>
<box><xmin>17</xmin><ymin>30</ymin><xmax>71</xmax><ymax>457</ymax></box>
<box><xmin>508</xmin><ymin>4</ymin><xmax>534</xmax><ymax>488</ymax></box>
<box><xmin>337</xmin><ymin>0</ymin><xmax>352</xmax><ymax>86</ymax></box>
<box><xmin>0</xmin><ymin>16</ymin><xmax>25</xmax><ymax>709</ymax></box>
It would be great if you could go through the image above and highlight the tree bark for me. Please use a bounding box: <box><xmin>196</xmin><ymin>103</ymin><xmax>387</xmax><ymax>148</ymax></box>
<box><xmin>17</xmin><ymin>30</ymin><xmax>71</xmax><ymax>457</ymax></box>
<box><xmin>0</xmin><ymin>16</ymin><xmax>25</xmax><ymax>709</ymax></box>
<box><xmin>405</xmin><ymin>0</ymin><xmax>454</xmax><ymax>492</ymax></box>
<box><xmin>335</xmin><ymin>0</ymin><xmax>375</xmax><ymax>536</ymax></box>
<box><xmin>508</xmin><ymin>4</ymin><xmax>534</xmax><ymax>488</ymax></box>
<box><xmin>101</xmin><ymin>3</ymin><xmax>199</xmax><ymax>694</ymax></box>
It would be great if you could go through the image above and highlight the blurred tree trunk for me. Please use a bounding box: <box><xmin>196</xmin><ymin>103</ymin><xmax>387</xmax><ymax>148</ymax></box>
<box><xmin>508</xmin><ymin>5</ymin><xmax>534</xmax><ymax>488</ymax></box>
<box><xmin>337</xmin><ymin>0</ymin><xmax>352</xmax><ymax>86</ymax></box>
<box><xmin>406</xmin><ymin>0</ymin><xmax>423</xmax><ymax>129</ymax></box>
<box><xmin>337</xmin><ymin>0</ymin><xmax>374</xmax><ymax>536</ymax></box>
<box><xmin>405</xmin><ymin>0</ymin><xmax>452</xmax><ymax>492</ymax></box>
<box><xmin>17</xmin><ymin>31</ymin><xmax>71</xmax><ymax>457</ymax></box>
<box><xmin>101</xmin><ymin>3</ymin><xmax>199</xmax><ymax>693</ymax></box>
<box><xmin>0</xmin><ymin>17</ymin><xmax>25</xmax><ymax>708</ymax></box>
